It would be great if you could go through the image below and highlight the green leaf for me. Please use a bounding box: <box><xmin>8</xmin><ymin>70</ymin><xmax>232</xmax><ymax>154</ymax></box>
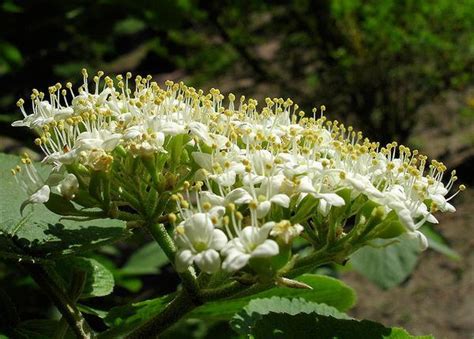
<box><xmin>420</xmin><ymin>225</ymin><xmax>460</xmax><ymax>260</ymax></box>
<box><xmin>234</xmin><ymin>311</ymin><xmax>433</xmax><ymax>338</ymax></box>
<box><xmin>119</xmin><ymin>242</ymin><xmax>169</xmax><ymax>276</ymax></box>
<box><xmin>0</xmin><ymin>153</ymin><xmax>130</xmax><ymax>260</ymax></box>
<box><xmin>0</xmin><ymin>40</ymin><xmax>22</xmax><ymax>66</ymax></box>
<box><xmin>101</xmin><ymin>294</ymin><xmax>174</xmax><ymax>338</ymax></box>
<box><xmin>116</xmin><ymin>277</ymin><xmax>143</xmax><ymax>293</ymax></box>
<box><xmin>231</xmin><ymin>297</ymin><xmax>349</xmax><ymax>334</ymax></box>
<box><xmin>350</xmin><ymin>236</ymin><xmax>421</xmax><ymax>289</ymax></box>
<box><xmin>102</xmin><ymin>274</ymin><xmax>355</xmax><ymax>337</ymax></box>
<box><xmin>55</xmin><ymin>257</ymin><xmax>115</xmax><ymax>298</ymax></box>
<box><xmin>78</xmin><ymin>304</ymin><xmax>108</xmax><ymax>319</ymax></box>
<box><xmin>114</xmin><ymin>18</ymin><xmax>146</xmax><ymax>35</ymax></box>
<box><xmin>43</xmin><ymin>193</ymin><xmax>85</xmax><ymax>216</ymax></box>
<box><xmin>190</xmin><ymin>274</ymin><xmax>356</xmax><ymax>320</ymax></box>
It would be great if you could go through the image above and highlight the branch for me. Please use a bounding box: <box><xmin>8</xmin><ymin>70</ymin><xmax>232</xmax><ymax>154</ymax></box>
<box><xmin>53</xmin><ymin>269</ymin><xmax>87</xmax><ymax>339</ymax></box>
<box><xmin>146</xmin><ymin>222</ymin><xmax>201</xmax><ymax>298</ymax></box>
<box><xmin>126</xmin><ymin>292</ymin><xmax>195</xmax><ymax>338</ymax></box>
<box><xmin>25</xmin><ymin>264</ymin><xmax>93</xmax><ymax>338</ymax></box>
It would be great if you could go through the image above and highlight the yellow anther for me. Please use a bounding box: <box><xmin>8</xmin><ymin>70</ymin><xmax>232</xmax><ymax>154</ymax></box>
<box><xmin>168</xmin><ymin>213</ymin><xmax>177</xmax><ymax>223</ymax></box>
<box><xmin>249</xmin><ymin>200</ymin><xmax>258</xmax><ymax>209</ymax></box>
<box><xmin>176</xmin><ymin>225</ymin><xmax>185</xmax><ymax>235</ymax></box>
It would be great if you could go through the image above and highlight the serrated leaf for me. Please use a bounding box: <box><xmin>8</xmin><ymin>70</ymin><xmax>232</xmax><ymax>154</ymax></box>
<box><xmin>120</xmin><ymin>242</ymin><xmax>169</xmax><ymax>276</ymax></box>
<box><xmin>231</xmin><ymin>297</ymin><xmax>349</xmax><ymax>335</ymax></box>
<box><xmin>190</xmin><ymin>274</ymin><xmax>356</xmax><ymax>320</ymax></box>
<box><xmin>101</xmin><ymin>274</ymin><xmax>355</xmax><ymax>337</ymax></box>
<box><xmin>235</xmin><ymin>311</ymin><xmax>433</xmax><ymax>338</ymax></box>
<box><xmin>350</xmin><ymin>236</ymin><xmax>421</xmax><ymax>289</ymax></box>
<box><xmin>0</xmin><ymin>153</ymin><xmax>130</xmax><ymax>260</ymax></box>
<box><xmin>55</xmin><ymin>257</ymin><xmax>114</xmax><ymax>298</ymax></box>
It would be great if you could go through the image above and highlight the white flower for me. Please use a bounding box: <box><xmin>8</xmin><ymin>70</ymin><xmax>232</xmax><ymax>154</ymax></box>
<box><xmin>149</xmin><ymin>117</ymin><xmax>186</xmax><ymax>136</ymax></box>
<box><xmin>407</xmin><ymin>231</ymin><xmax>429</xmax><ymax>251</ymax></box>
<box><xmin>221</xmin><ymin>222</ymin><xmax>279</xmax><ymax>272</ymax></box>
<box><xmin>298</xmin><ymin>176</ymin><xmax>345</xmax><ymax>212</ymax></box>
<box><xmin>430</xmin><ymin>193</ymin><xmax>455</xmax><ymax>213</ymax></box>
<box><xmin>43</xmin><ymin>150</ymin><xmax>78</xmax><ymax>167</ymax></box>
<box><xmin>13</xmin><ymin>158</ymin><xmax>50</xmax><ymax>213</ymax></box>
<box><xmin>175</xmin><ymin>213</ymin><xmax>228</xmax><ymax>273</ymax></box>
<box><xmin>75</xmin><ymin>130</ymin><xmax>122</xmax><ymax>152</ymax></box>
<box><xmin>57</xmin><ymin>174</ymin><xmax>79</xmax><ymax>200</ymax></box>
<box><xmin>270</xmin><ymin>220</ymin><xmax>304</xmax><ymax>244</ymax></box>
<box><xmin>342</xmin><ymin>173</ymin><xmax>385</xmax><ymax>201</ymax></box>
<box><xmin>192</xmin><ymin>151</ymin><xmax>245</xmax><ymax>187</ymax></box>
<box><xmin>25</xmin><ymin>185</ymin><xmax>51</xmax><ymax>206</ymax></box>
<box><xmin>188</xmin><ymin>121</ymin><xmax>212</xmax><ymax>145</ymax></box>
<box><xmin>250</xmin><ymin>150</ymin><xmax>274</xmax><ymax>176</ymax></box>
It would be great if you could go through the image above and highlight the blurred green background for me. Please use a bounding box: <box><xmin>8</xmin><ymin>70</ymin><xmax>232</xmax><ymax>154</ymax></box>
<box><xmin>1</xmin><ymin>0</ymin><xmax>473</xmax><ymax>337</ymax></box>
<box><xmin>1</xmin><ymin>0</ymin><xmax>473</xmax><ymax>144</ymax></box>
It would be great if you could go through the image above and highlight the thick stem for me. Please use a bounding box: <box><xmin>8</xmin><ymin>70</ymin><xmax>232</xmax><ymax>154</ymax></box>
<box><xmin>199</xmin><ymin>281</ymin><xmax>247</xmax><ymax>301</ymax></box>
<box><xmin>126</xmin><ymin>292</ymin><xmax>196</xmax><ymax>338</ymax></box>
<box><xmin>147</xmin><ymin>222</ymin><xmax>200</xmax><ymax>298</ymax></box>
<box><xmin>25</xmin><ymin>264</ymin><xmax>93</xmax><ymax>339</ymax></box>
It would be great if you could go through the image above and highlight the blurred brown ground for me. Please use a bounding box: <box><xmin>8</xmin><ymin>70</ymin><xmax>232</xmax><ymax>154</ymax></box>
<box><xmin>341</xmin><ymin>87</ymin><xmax>474</xmax><ymax>339</ymax></box>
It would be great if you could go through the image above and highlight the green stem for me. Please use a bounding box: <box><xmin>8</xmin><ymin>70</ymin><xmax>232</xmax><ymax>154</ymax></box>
<box><xmin>126</xmin><ymin>292</ymin><xmax>196</xmax><ymax>338</ymax></box>
<box><xmin>53</xmin><ymin>270</ymin><xmax>87</xmax><ymax>339</ymax></box>
<box><xmin>286</xmin><ymin>254</ymin><xmax>335</xmax><ymax>279</ymax></box>
<box><xmin>101</xmin><ymin>173</ymin><xmax>111</xmax><ymax>211</ymax></box>
<box><xmin>199</xmin><ymin>281</ymin><xmax>247</xmax><ymax>301</ymax></box>
<box><xmin>25</xmin><ymin>264</ymin><xmax>93</xmax><ymax>339</ymax></box>
<box><xmin>146</xmin><ymin>222</ymin><xmax>200</xmax><ymax>297</ymax></box>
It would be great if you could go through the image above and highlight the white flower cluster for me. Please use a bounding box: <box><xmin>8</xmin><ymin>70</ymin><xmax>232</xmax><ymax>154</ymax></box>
<box><xmin>12</xmin><ymin>70</ymin><xmax>464</xmax><ymax>275</ymax></box>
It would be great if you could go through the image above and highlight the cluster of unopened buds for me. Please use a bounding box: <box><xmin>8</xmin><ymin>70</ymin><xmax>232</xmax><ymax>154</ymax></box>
<box><xmin>12</xmin><ymin>69</ymin><xmax>464</xmax><ymax>278</ymax></box>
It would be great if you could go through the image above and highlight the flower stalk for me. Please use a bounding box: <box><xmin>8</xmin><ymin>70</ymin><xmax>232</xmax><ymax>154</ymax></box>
<box><xmin>146</xmin><ymin>221</ymin><xmax>201</xmax><ymax>298</ymax></box>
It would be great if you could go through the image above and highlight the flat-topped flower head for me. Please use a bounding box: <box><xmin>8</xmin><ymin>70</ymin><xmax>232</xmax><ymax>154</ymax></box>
<box><xmin>12</xmin><ymin>70</ymin><xmax>464</xmax><ymax>276</ymax></box>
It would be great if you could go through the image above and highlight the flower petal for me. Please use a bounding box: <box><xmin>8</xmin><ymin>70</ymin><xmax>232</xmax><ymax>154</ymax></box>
<box><xmin>175</xmin><ymin>249</ymin><xmax>194</xmax><ymax>272</ymax></box>
<box><xmin>270</xmin><ymin>194</ymin><xmax>290</xmax><ymax>208</ymax></box>
<box><xmin>256</xmin><ymin>201</ymin><xmax>271</xmax><ymax>218</ymax></box>
<box><xmin>316</xmin><ymin>193</ymin><xmax>345</xmax><ymax>207</ymax></box>
<box><xmin>194</xmin><ymin>249</ymin><xmax>221</xmax><ymax>273</ymax></box>
<box><xmin>226</xmin><ymin>188</ymin><xmax>253</xmax><ymax>205</ymax></box>
<box><xmin>192</xmin><ymin>152</ymin><xmax>213</xmax><ymax>170</ymax></box>
<box><xmin>210</xmin><ymin>229</ymin><xmax>228</xmax><ymax>250</ymax></box>
<box><xmin>251</xmin><ymin>239</ymin><xmax>279</xmax><ymax>258</ymax></box>
<box><xmin>29</xmin><ymin>185</ymin><xmax>51</xmax><ymax>204</ymax></box>
<box><xmin>222</xmin><ymin>250</ymin><xmax>251</xmax><ymax>272</ymax></box>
